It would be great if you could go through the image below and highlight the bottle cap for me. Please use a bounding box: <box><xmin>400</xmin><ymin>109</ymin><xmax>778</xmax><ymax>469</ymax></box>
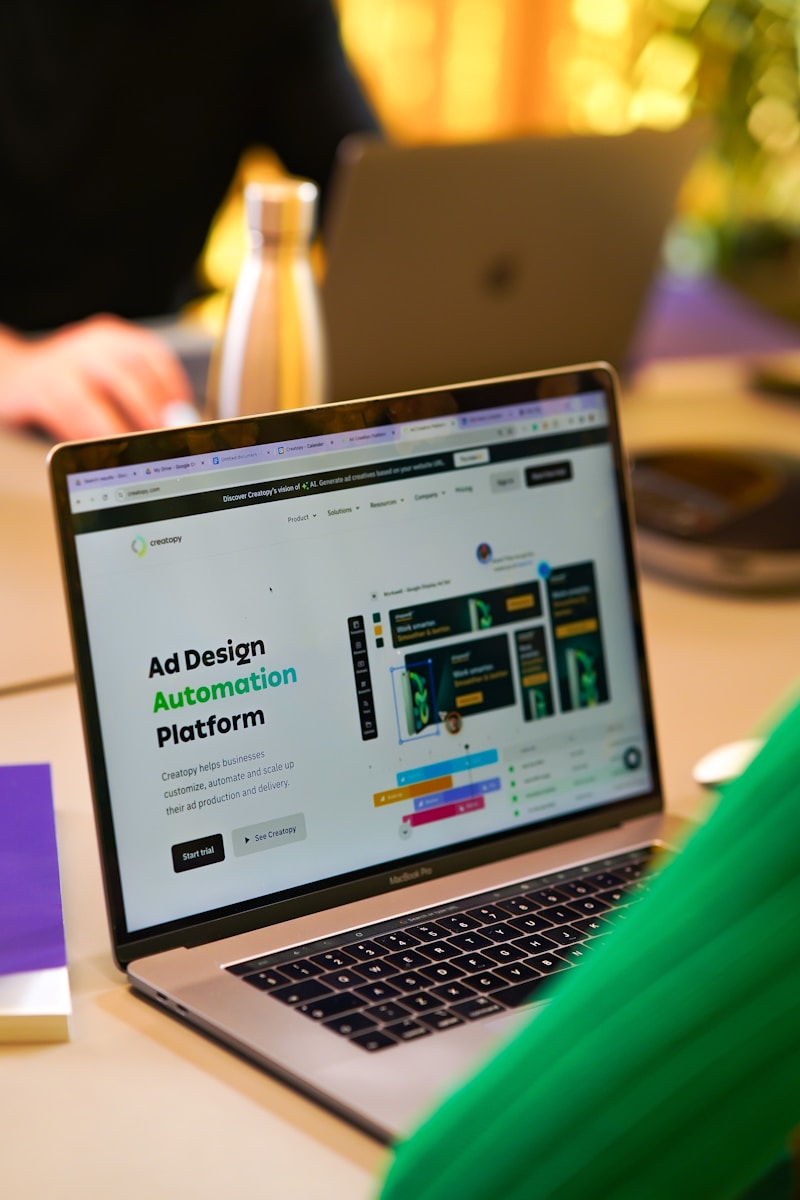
<box><xmin>244</xmin><ymin>179</ymin><xmax>318</xmax><ymax>243</ymax></box>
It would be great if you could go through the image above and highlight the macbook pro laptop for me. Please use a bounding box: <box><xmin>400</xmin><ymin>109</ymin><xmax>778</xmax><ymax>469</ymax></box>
<box><xmin>49</xmin><ymin>364</ymin><xmax>678</xmax><ymax>1142</ymax></box>
<box><xmin>321</xmin><ymin>126</ymin><xmax>705</xmax><ymax>401</ymax></box>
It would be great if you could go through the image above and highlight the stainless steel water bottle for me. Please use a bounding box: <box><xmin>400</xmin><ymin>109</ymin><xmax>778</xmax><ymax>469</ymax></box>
<box><xmin>212</xmin><ymin>178</ymin><xmax>328</xmax><ymax>418</ymax></box>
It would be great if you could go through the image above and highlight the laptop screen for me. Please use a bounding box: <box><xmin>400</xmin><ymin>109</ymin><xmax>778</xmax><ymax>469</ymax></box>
<box><xmin>50</xmin><ymin>367</ymin><xmax>660</xmax><ymax>959</ymax></box>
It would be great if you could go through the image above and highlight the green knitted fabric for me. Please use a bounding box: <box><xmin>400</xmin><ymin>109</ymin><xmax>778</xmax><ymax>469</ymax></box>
<box><xmin>378</xmin><ymin>697</ymin><xmax>800</xmax><ymax>1200</ymax></box>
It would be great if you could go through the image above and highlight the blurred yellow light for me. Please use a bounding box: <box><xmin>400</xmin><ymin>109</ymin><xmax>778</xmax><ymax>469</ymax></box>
<box><xmin>661</xmin><ymin>0</ymin><xmax>707</xmax><ymax>15</ymax></box>
<box><xmin>392</xmin><ymin>0</ymin><xmax>437</xmax><ymax>48</ymax></box>
<box><xmin>763</xmin><ymin>149</ymin><xmax>800</xmax><ymax>223</ymax></box>
<box><xmin>629</xmin><ymin>88</ymin><xmax>693</xmax><ymax>128</ymax></box>
<box><xmin>678</xmin><ymin>153</ymin><xmax>733</xmax><ymax>223</ymax></box>
<box><xmin>442</xmin><ymin>63</ymin><xmax>503</xmax><ymax>135</ymax></box>
<box><xmin>383</xmin><ymin>59</ymin><xmax>436</xmax><ymax>111</ymax></box>
<box><xmin>580</xmin><ymin>79</ymin><xmax>633</xmax><ymax>133</ymax></box>
<box><xmin>566</xmin><ymin>55</ymin><xmax>622</xmax><ymax>91</ymax></box>
<box><xmin>635</xmin><ymin>33</ymin><xmax>700</xmax><ymax>92</ymax></box>
<box><xmin>339</xmin><ymin>0</ymin><xmax>394</xmax><ymax>61</ymax></box>
<box><xmin>571</xmin><ymin>0</ymin><xmax>631</xmax><ymax>39</ymax></box>
<box><xmin>761</xmin><ymin>0</ymin><xmax>798</xmax><ymax>18</ymax></box>
<box><xmin>748</xmin><ymin>95</ymin><xmax>800</xmax><ymax>154</ymax></box>
<box><xmin>757</xmin><ymin>62</ymin><xmax>798</xmax><ymax>104</ymax></box>
<box><xmin>442</xmin><ymin>0</ymin><xmax>505</xmax><ymax>137</ymax></box>
<box><xmin>448</xmin><ymin>0</ymin><xmax>505</xmax><ymax>53</ymax></box>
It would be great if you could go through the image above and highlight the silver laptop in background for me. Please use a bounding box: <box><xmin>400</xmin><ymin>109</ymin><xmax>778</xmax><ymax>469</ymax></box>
<box><xmin>321</xmin><ymin>126</ymin><xmax>704</xmax><ymax>402</ymax></box>
<box><xmin>49</xmin><ymin>365</ymin><xmax>679</xmax><ymax>1142</ymax></box>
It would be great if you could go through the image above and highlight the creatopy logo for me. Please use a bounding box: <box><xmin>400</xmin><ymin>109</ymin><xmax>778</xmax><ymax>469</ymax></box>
<box><xmin>131</xmin><ymin>535</ymin><xmax>147</xmax><ymax>557</ymax></box>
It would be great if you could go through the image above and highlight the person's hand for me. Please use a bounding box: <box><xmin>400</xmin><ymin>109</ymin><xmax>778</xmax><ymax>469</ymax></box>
<box><xmin>0</xmin><ymin>314</ymin><xmax>198</xmax><ymax>441</ymax></box>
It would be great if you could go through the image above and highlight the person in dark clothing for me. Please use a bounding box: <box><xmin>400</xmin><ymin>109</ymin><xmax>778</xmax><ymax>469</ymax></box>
<box><xmin>0</xmin><ymin>0</ymin><xmax>379</xmax><ymax>439</ymax></box>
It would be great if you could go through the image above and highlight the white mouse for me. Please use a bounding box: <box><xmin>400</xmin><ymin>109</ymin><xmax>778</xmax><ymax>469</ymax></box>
<box><xmin>692</xmin><ymin>737</ymin><xmax>764</xmax><ymax>789</ymax></box>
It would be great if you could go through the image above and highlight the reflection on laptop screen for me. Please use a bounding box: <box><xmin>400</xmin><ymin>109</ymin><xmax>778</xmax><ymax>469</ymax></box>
<box><xmin>61</xmin><ymin>371</ymin><xmax>655</xmax><ymax>943</ymax></box>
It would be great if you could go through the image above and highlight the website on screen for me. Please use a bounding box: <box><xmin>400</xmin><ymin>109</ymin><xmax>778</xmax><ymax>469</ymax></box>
<box><xmin>70</xmin><ymin>398</ymin><xmax>652</xmax><ymax>932</ymax></box>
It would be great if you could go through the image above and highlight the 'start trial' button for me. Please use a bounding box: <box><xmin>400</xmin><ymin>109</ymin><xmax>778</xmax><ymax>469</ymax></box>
<box><xmin>171</xmin><ymin>833</ymin><xmax>225</xmax><ymax>873</ymax></box>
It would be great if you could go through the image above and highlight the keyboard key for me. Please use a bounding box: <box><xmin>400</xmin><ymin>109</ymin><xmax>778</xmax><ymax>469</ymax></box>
<box><xmin>528</xmin><ymin>885</ymin><xmax>571</xmax><ymax>905</ymax></box>
<box><xmin>588</xmin><ymin>871</ymin><xmax>624</xmax><ymax>889</ymax></box>
<box><xmin>561</xmin><ymin>878</ymin><xmax>597</xmax><ymax>898</ymax></box>
<box><xmin>480</xmin><ymin>921</ymin><xmax>520</xmax><ymax>943</ymax></box>
<box><xmin>560</xmin><ymin>943</ymin><xmax>594</xmax><ymax>965</ymax></box>
<box><xmin>273</xmin><ymin>978</ymin><xmax>332</xmax><ymax>1006</ymax></box>
<box><xmin>402</xmin><ymin>991</ymin><xmax>441</xmax><ymax>1013</ymax></box>
<box><xmin>384</xmin><ymin>1018</ymin><xmax>432</xmax><ymax>1042</ymax></box>
<box><xmin>500</xmin><ymin>894</ymin><xmax>542</xmax><ymax>915</ymax></box>
<box><xmin>452</xmin><ymin>951</ymin><xmax>495</xmax><ymax>973</ymax></box>
<box><xmin>373</xmin><ymin>930</ymin><xmax>421</xmax><ymax>951</ymax></box>
<box><xmin>296</xmin><ymin>991</ymin><xmax>363</xmax><ymax>1021</ymax></box>
<box><xmin>482</xmin><ymin>942</ymin><xmax>527</xmax><ymax>964</ymax></box>
<box><xmin>406</xmin><ymin>921</ymin><xmax>450</xmax><ymax>941</ymax></box>
<box><xmin>309</xmin><ymin>948</ymin><xmax>357</xmax><ymax>971</ymax></box>
<box><xmin>350</xmin><ymin>1029</ymin><xmax>397</xmax><ymax>1052</ymax></box>
<box><xmin>512</xmin><ymin>932</ymin><xmax>558</xmax><ymax>955</ymax></box>
<box><xmin>491</xmin><ymin>978</ymin><xmax>550</xmax><ymax>1009</ymax></box>
<box><xmin>383</xmin><ymin>949</ymin><xmax>430</xmax><ymax>972</ymax></box>
<box><xmin>280</xmin><ymin>958</ymin><xmax>324</xmax><ymax>981</ymax></box>
<box><xmin>436</xmin><ymin>912</ymin><xmax>483</xmax><ymax>932</ymax></box>
<box><xmin>464</xmin><ymin>971</ymin><xmax>506</xmax><ymax>993</ymax></box>
<box><xmin>529</xmin><ymin>952</ymin><xmax>569</xmax><ymax>975</ymax></box>
<box><xmin>617</xmin><ymin>860</ymin><xmax>649</xmax><ymax>880</ymax></box>
<box><xmin>573</xmin><ymin>915</ymin><xmax>615</xmax><ymax>937</ymax></box>
<box><xmin>364</xmin><ymin>1001</ymin><xmax>408</xmax><ymax>1023</ymax></box>
<box><xmin>319</xmin><ymin>968</ymin><xmax>363</xmax><ymax>989</ymax></box>
<box><xmin>354</xmin><ymin>980</ymin><xmax>401</xmax><ymax>1003</ymax></box>
<box><xmin>430</xmin><ymin>981</ymin><xmax>477</xmax><ymax>1004</ymax></box>
<box><xmin>418</xmin><ymin>1010</ymin><xmax>466</xmax><ymax>1032</ymax></box>
<box><xmin>240</xmin><ymin>967</ymin><xmax>289</xmax><ymax>990</ymax></box>
<box><xmin>547</xmin><ymin>925</ymin><xmax>585</xmax><ymax>946</ymax></box>
<box><xmin>447</xmin><ymin>930</ymin><xmax>493</xmax><ymax>953</ymax></box>
<box><xmin>324</xmin><ymin>1011</ymin><xmax>377</xmax><ymax>1037</ymax></box>
<box><xmin>450</xmin><ymin>995</ymin><xmax>506</xmax><ymax>1021</ymax></box>
<box><xmin>567</xmin><ymin>896</ymin><xmax>610</xmax><ymax>916</ymax></box>
<box><xmin>390</xmin><ymin>971</ymin><xmax>430</xmax><ymax>993</ymax></box>
<box><xmin>420</xmin><ymin>940</ymin><xmax>463</xmax><ymax>961</ymax></box>
<box><xmin>342</xmin><ymin>939</ymin><xmax>384</xmax><ymax>960</ymax></box>
<box><xmin>417</xmin><ymin>961</ymin><xmax>466</xmax><ymax>984</ymax></box>
<box><xmin>539</xmin><ymin>905</ymin><xmax>577</xmax><ymax>925</ymax></box>
<box><xmin>352</xmin><ymin>958</ymin><xmax>398</xmax><ymax>981</ymax></box>
<box><xmin>465</xmin><ymin>903</ymin><xmax>510</xmax><ymax>923</ymax></box>
<box><xmin>492</xmin><ymin>960</ymin><xmax>542</xmax><ymax>986</ymax></box>
<box><xmin>507</xmin><ymin>913</ymin><xmax>554</xmax><ymax>934</ymax></box>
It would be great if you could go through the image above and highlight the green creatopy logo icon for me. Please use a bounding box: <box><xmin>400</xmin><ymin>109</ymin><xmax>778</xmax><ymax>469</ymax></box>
<box><xmin>131</xmin><ymin>536</ymin><xmax>147</xmax><ymax>557</ymax></box>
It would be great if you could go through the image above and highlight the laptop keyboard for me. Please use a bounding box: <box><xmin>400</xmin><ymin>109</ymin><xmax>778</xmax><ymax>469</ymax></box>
<box><xmin>226</xmin><ymin>846</ymin><xmax>659</xmax><ymax>1052</ymax></box>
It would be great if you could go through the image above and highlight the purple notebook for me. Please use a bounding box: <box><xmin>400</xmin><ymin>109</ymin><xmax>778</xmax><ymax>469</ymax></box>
<box><xmin>0</xmin><ymin>763</ymin><xmax>67</xmax><ymax>977</ymax></box>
